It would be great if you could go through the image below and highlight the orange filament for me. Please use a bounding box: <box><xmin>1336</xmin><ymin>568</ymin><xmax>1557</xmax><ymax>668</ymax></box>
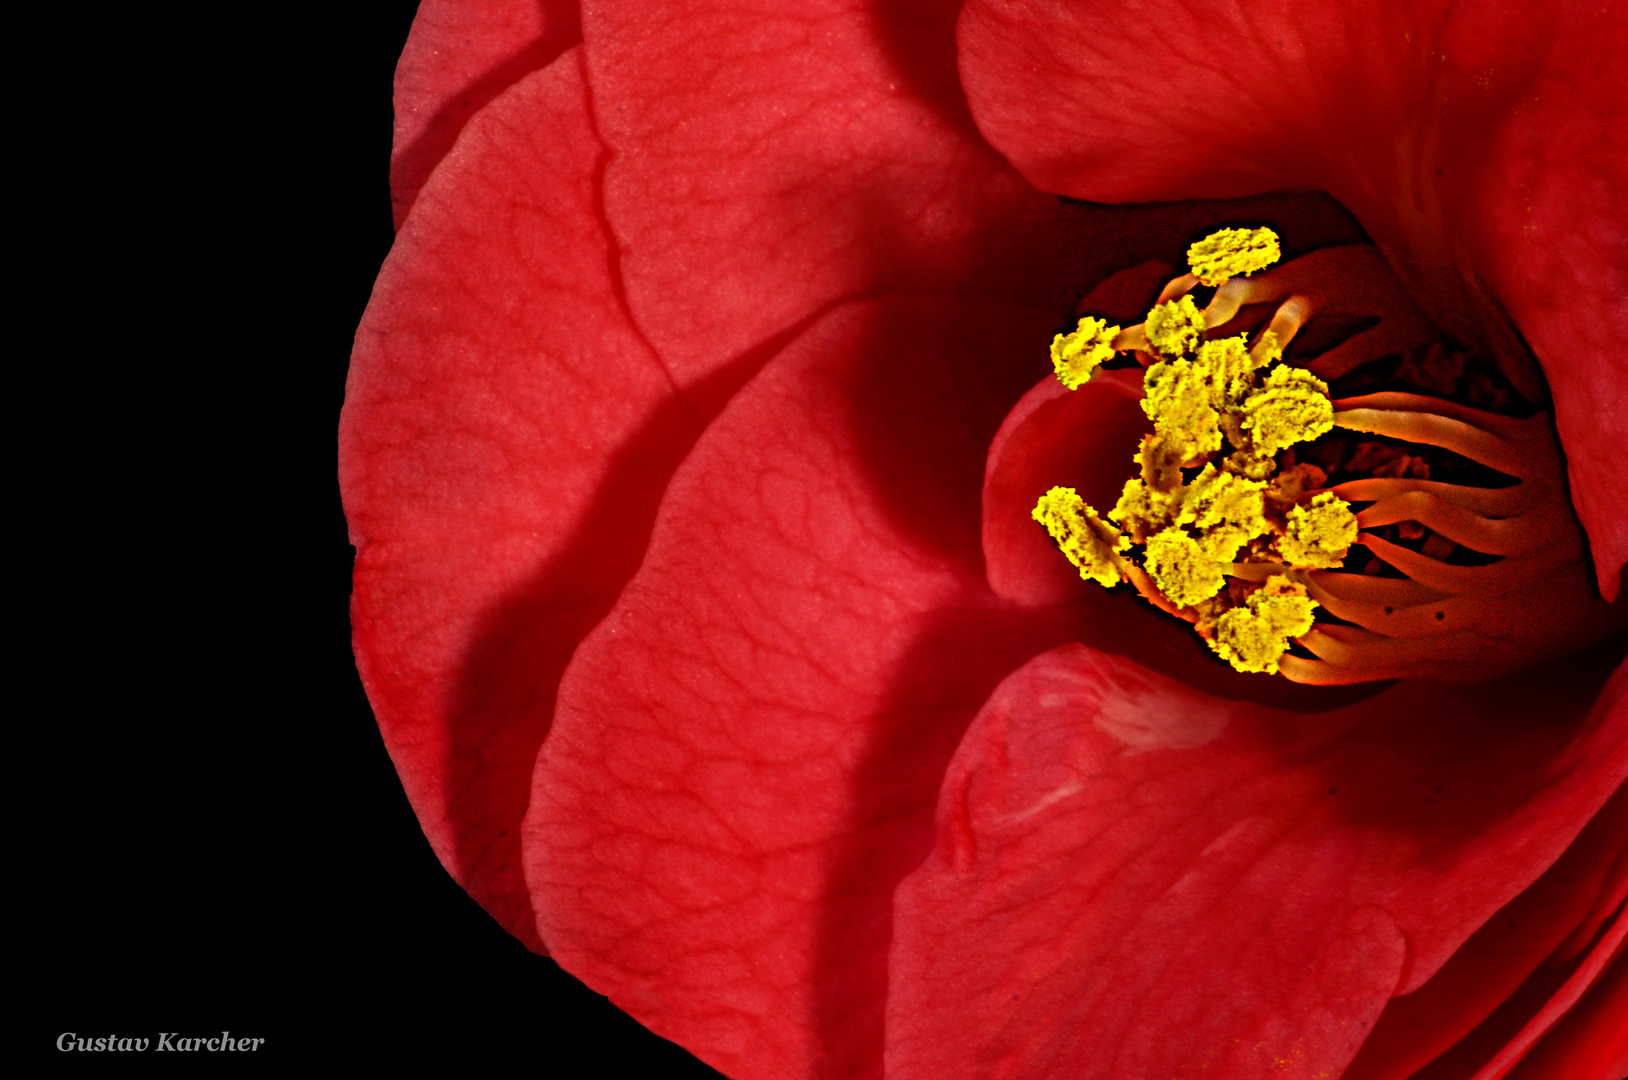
<box><xmin>1116</xmin><ymin>245</ymin><xmax>1439</xmax><ymax>380</ymax></box>
<box><xmin>1280</xmin><ymin>393</ymin><xmax>1626</xmax><ymax>684</ymax></box>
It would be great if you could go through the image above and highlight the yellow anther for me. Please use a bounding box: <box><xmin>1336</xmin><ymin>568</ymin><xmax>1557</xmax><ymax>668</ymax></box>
<box><xmin>1277</xmin><ymin>492</ymin><xmax>1358</xmax><ymax>569</ymax></box>
<box><xmin>1175</xmin><ymin>465</ymin><xmax>1269</xmax><ymax>562</ymax></box>
<box><xmin>1109</xmin><ymin>478</ymin><xmax>1180</xmax><ymax>545</ymax></box>
<box><xmin>1242</xmin><ymin>365</ymin><xmax>1334</xmax><ymax>455</ymax></box>
<box><xmin>1144</xmin><ymin>294</ymin><xmax>1207</xmax><ymax>358</ymax></box>
<box><xmin>1187</xmin><ymin>227</ymin><xmax>1281</xmax><ymax>287</ymax></box>
<box><xmin>1050</xmin><ymin>316</ymin><xmax>1121</xmax><ymax>389</ymax></box>
<box><xmin>1032</xmin><ymin>486</ymin><xmax>1129</xmax><ymax>587</ymax></box>
<box><xmin>1222</xmin><ymin>447</ymin><xmax>1277</xmax><ymax>481</ymax></box>
<box><xmin>1211</xmin><ymin>575</ymin><xmax>1317</xmax><ymax>673</ymax></box>
<box><xmin>1136</xmin><ymin>432</ymin><xmax>1187</xmax><ymax>492</ymax></box>
<box><xmin>1194</xmin><ymin>334</ymin><xmax>1268</xmax><ymax>420</ymax></box>
<box><xmin>1144</xmin><ymin>528</ymin><xmax>1229</xmax><ymax>607</ymax></box>
<box><xmin>1142</xmin><ymin>359</ymin><xmax>1222</xmax><ymax>462</ymax></box>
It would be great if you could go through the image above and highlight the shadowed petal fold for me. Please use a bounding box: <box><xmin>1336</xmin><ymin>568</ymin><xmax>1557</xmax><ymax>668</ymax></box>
<box><xmin>528</xmin><ymin>295</ymin><xmax>1080</xmax><ymax>1080</ymax></box>
<box><xmin>390</xmin><ymin>0</ymin><xmax>582</xmax><ymax>227</ymax></box>
<box><xmin>580</xmin><ymin>0</ymin><xmax>1072</xmax><ymax>376</ymax></box>
<box><xmin>342</xmin><ymin>51</ymin><xmax>702</xmax><ymax>950</ymax></box>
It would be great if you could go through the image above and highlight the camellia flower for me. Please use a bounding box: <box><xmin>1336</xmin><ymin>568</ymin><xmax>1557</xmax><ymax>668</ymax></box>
<box><xmin>341</xmin><ymin>0</ymin><xmax>1626</xmax><ymax>1077</ymax></box>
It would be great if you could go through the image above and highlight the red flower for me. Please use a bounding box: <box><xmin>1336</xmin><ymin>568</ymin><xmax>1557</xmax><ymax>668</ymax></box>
<box><xmin>340</xmin><ymin>1</ymin><xmax>1627</xmax><ymax>1077</ymax></box>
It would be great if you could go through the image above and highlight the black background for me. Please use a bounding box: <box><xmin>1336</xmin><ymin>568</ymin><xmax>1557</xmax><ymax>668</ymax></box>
<box><xmin>39</xmin><ymin>3</ymin><xmax>724</xmax><ymax>1071</ymax></box>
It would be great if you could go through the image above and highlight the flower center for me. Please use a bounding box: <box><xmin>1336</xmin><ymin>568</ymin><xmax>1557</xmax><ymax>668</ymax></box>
<box><xmin>1033</xmin><ymin>230</ymin><xmax>1625</xmax><ymax>684</ymax></box>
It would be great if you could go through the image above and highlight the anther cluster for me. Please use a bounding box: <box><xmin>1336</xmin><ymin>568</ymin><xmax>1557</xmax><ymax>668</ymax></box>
<box><xmin>1035</xmin><ymin>228</ymin><xmax>1358</xmax><ymax>674</ymax></box>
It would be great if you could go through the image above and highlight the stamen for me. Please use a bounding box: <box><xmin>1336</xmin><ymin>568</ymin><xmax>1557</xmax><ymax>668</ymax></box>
<box><xmin>1211</xmin><ymin>575</ymin><xmax>1317</xmax><ymax>673</ymax></box>
<box><xmin>1033</xmin><ymin>227</ymin><xmax>1355</xmax><ymax>675</ymax></box>
<box><xmin>1031</xmin><ymin>486</ymin><xmax>1128</xmax><ymax>588</ymax></box>
<box><xmin>1301</xmin><ymin>570</ymin><xmax>1446</xmax><ymax>609</ymax></box>
<box><xmin>1241</xmin><ymin>366</ymin><xmax>1334</xmax><ymax>454</ymax></box>
<box><xmin>1144</xmin><ymin>295</ymin><xmax>1207</xmax><ymax>358</ymax></box>
<box><xmin>1353</xmin><ymin>491</ymin><xmax>1532</xmax><ymax>557</ymax></box>
<box><xmin>1186</xmin><ymin>227</ymin><xmax>1282</xmax><ymax>287</ymax></box>
<box><xmin>1283</xmin><ymin>624</ymin><xmax>1488</xmax><ymax>683</ymax></box>
<box><xmin>1279</xmin><ymin>493</ymin><xmax>1360</xmax><ymax>568</ymax></box>
<box><xmin>1285</xmin><ymin>394</ymin><xmax>1626</xmax><ymax>684</ymax></box>
<box><xmin>1033</xmin><ymin>228</ymin><xmax>1625</xmax><ymax>684</ymax></box>
<box><xmin>1142</xmin><ymin>358</ymin><xmax>1222</xmax><ymax>461</ymax></box>
<box><xmin>1050</xmin><ymin>316</ymin><xmax>1122</xmax><ymax>389</ymax></box>
<box><xmin>1302</xmin><ymin>577</ymin><xmax>1500</xmax><ymax>640</ymax></box>
<box><xmin>1332</xmin><ymin>392</ymin><xmax>1538</xmax><ymax>476</ymax></box>
<box><xmin>1199</xmin><ymin>245</ymin><xmax>1437</xmax><ymax>381</ymax></box>
<box><xmin>1145</xmin><ymin>528</ymin><xmax>1230</xmax><ymax>606</ymax></box>
<box><xmin>1348</xmin><ymin>531</ymin><xmax>1547</xmax><ymax>595</ymax></box>
<box><xmin>1174</xmin><ymin>465</ymin><xmax>1268</xmax><ymax>558</ymax></box>
<box><xmin>1332</xmin><ymin>477</ymin><xmax>1534</xmax><ymax>519</ymax></box>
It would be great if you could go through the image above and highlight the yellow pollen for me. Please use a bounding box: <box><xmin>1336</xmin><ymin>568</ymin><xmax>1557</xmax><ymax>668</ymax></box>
<box><xmin>1142</xmin><ymin>359</ymin><xmax>1222</xmax><ymax>462</ymax></box>
<box><xmin>1196</xmin><ymin>334</ymin><xmax>1265</xmax><ymax>412</ymax></box>
<box><xmin>1174</xmin><ymin>465</ymin><xmax>1269</xmax><ymax>563</ymax></box>
<box><xmin>1242</xmin><ymin>365</ymin><xmax>1334</xmax><ymax>455</ymax></box>
<box><xmin>1223</xmin><ymin>447</ymin><xmax>1278</xmax><ymax>481</ymax></box>
<box><xmin>1050</xmin><ymin>316</ymin><xmax>1121</xmax><ymax>389</ymax></box>
<box><xmin>1277</xmin><ymin>492</ymin><xmax>1358</xmax><ymax>569</ymax></box>
<box><xmin>1144</xmin><ymin>295</ymin><xmax>1207</xmax><ymax>358</ymax></box>
<box><xmin>1135</xmin><ymin>435</ymin><xmax>1185</xmax><ymax>493</ymax></box>
<box><xmin>1187</xmin><ymin>226</ymin><xmax>1281</xmax><ymax>286</ymax></box>
<box><xmin>1144</xmin><ymin>528</ymin><xmax>1229</xmax><ymax>606</ymax></box>
<box><xmin>1109</xmin><ymin>477</ymin><xmax>1180</xmax><ymax>544</ymax></box>
<box><xmin>1031</xmin><ymin>236</ymin><xmax>1615</xmax><ymax>685</ymax></box>
<box><xmin>1031</xmin><ymin>486</ymin><xmax>1129</xmax><ymax>587</ymax></box>
<box><xmin>1211</xmin><ymin>576</ymin><xmax>1317</xmax><ymax>674</ymax></box>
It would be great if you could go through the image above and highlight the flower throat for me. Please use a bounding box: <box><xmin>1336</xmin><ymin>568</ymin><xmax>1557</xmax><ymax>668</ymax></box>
<box><xmin>1033</xmin><ymin>228</ymin><xmax>1624</xmax><ymax>685</ymax></box>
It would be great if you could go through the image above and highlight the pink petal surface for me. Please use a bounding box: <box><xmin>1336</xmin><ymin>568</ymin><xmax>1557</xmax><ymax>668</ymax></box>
<box><xmin>390</xmin><ymin>0</ymin><xmax>580</xmax><ymax>228</ymax></box>
<box><xmin>528</xmin><ymin>295</ymin><xmax>1079</xmax><ymax>1080</ymax></box>
<box><xmin>958</xmin><ymin>0</ymin><xmax>1628</xmax><ymax>598</ymax></box>
<box><xmin>887</xmin><ymin>643</ymin><xmax>1627</xmax><ymax>1079</ymax></box>
<box><xmin>579</xmin><ymin>0</ymin><xmax>1071</xmax><ymax>377</ymax></box>
<box><xmin>342</xmin><ymin>51</ymin><xmax>703</xmax><ymax>949</ymax></box>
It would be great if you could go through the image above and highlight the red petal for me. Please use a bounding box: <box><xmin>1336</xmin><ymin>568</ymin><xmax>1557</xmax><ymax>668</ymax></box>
<box><xmin>579</xmin><ymin>0</ymin><xmax>1069</xmax><ymax>375</ymax></box>
<box><xmin>1452</xmin><ymin>18</ymin><xmax>1628</xmax><ymax>603</ymax></box>
<box><xmin>1343</xmin><ymin>786</ymin><xmax>1628</xmax><ymax>1079</ymax></box>
<box><xmin>887</xmin><ymin>644</ymin><xmax>1627</xmax><ymax>1079</ymax></box>
<box><xmin>1399</xmin><ymin>897</ymin><xmax>1625</xmax><ymax>1079</ymax></box>
<box><xmin>958</xmin><ymin>0</ymin><xmax>1628</xmax><ymax>597</ymax></box>
<box><xmin>342</xmin><ymin>51</ymin><xmax>701</xmax><ymax>950</ymax></box>
<box><xmin>527</xmin><ymin>295</ymin><xmax>1079</xmax><ymax>1080</ymax></box>
<box><xmin>1503</xmin><ymin>939</ymin><xmax>1628</xmax><ymax>1080</ymax></box>
<box><xmin>389</xmin><ymin>0</ymin><xmax>580</xmax><ymax>228</ymax></box>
